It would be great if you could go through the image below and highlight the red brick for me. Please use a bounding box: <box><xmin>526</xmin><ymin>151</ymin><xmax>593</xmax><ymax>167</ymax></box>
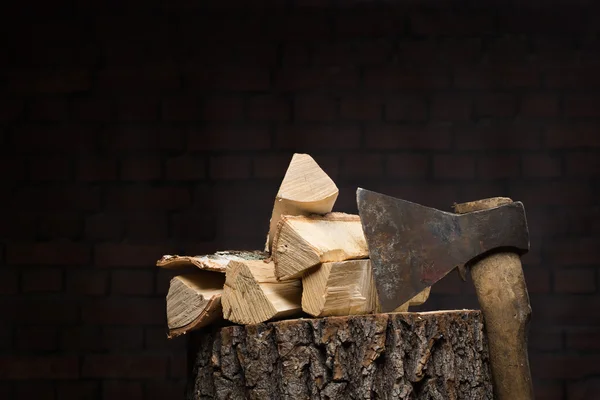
<box><xmin>277</xmin><ymin>124</ymin><xmax>361</xmax><ymax>150</ymax></box>
<box><xmin>144</xmin><ymin>381</ymin><xmax>186</xmax><ymax>400</ymax></box>
<box><xmin>546</xmin><ymin>122</ymin><xmax>600</xmax><ymax>148</ymax></box>
<box><xmin>396</xmin><ymin>39</ymin><xmax>438</xmax><ymax>65</ymax></box>
<box><xmin>188</xmin><ymin>125</ymin><xmax>271</xmax><ymax>151</ymax></box>
<box><xmin>335</xmin><ymin>11</ymin><xmax>404</xmax><ymax>37</ymax></box>
<box><xmin>554</xmin><ymin>268</ymin><xmax>596</xmax><ymax>293</ymax></box>
<box><xmin>512</xmin><ymin>181</ymin><xmax>593</xmax><ymax>206</ymax></box>
<box><xmin>384</xmin><ymin>96</ymin><xmax>427</xmax><ymax>121</ymax></box>
<box><xmin>4</xmin><ymin>298</ymin><xmax>79</xmax><ymax>324</ymax></box>
<box><xmin>474</xmin><ymin>93</ymin><xmax>516</xmax><ymax>117</ymax></box>
<box><xmin>165</xmin><ymin>156</ymin><xmax>206</xmax><ymax>181</ymax></box>
<box><xmin>29</xmin><ymin>97</ymin><xmax>68</xmax><ymax>121</ymax></box>
<box><xmin>521</xmin><ymin>93</ymin><xmax>559</xmax><ymax>117</ymax></box>
<box><xmin>16</xmin><ymin>327</ymin><xmax>58</xmax><ymax>351</ymax></box>
<box><xmin>252</xmin><ymin>154</ymin><xmax>294</xmax><ymax>179</ymax></box>
<box><xmin>529</xmin><ymin>327</ymin><xmax>563</xmax><ymax>351</ymax></box>
<box><xmin>13</xmin><ymin>123</ymin><xmax>98</xmax><ymax>153</ymax></box>
<box><xmin>282</xmin><ymin>43</ymin><xmax>310</xmax><ymax>65</ymax></box>
<box><xmin>15</xmin><ymin>382</ymin><xmax>55</xmax><ymax>400</ymax></box>
<box><xmin>125</xmin><ymin>213</ymin><xmax>169</xmax><ymax>241</ymax></box>
<box><xmin>83</xmin><ymin>355</ymin><xmax>167</xmax><ymax>378</ymax></box>
<box><xmin>454</xmin><ymin>122</ymin><xmax>541</xmax><ymax>149</ymax></box>
<box><xmin>476</xmin><ymin>154</ymin><xmax>520</xmax><ymax>179</ymax></box>
<box><xmin>38</xmin><ymin>213</ymin><xmax>83</xmax><ymax>240</ymax></box>
<box><xmin>522</xmin><ymin>154</ymin><xmax>562</xmax><ymax>177</ymax></box>
<box><xmin>106</xmin><ymin>187</ymin><xmax>191</xmax><ymax>211</ymax></box>
<box><xmin>103</xmin><ymin>381</ymin><xmax>143</xmax><ymax>400</ymax></box>
<box><xmin>0</xmin><ymin>97</ymin><xmax>24</xmax><ymax>121</ymax></box>
<box><xmin>145</xmin><ymin>327</ymin><xmax>185</xmax><ymax>350</ymax></box>
<box><xmin>565</xmin><ymin>94</ymin><xmax>600</xmax><ymax>117</ymax></box>
<box><xmin>365</xmin><ymin>124</ymin><xmax>451</xmax><ymax>150</ymax></box>
<box><xmin>0</xmin><ymin>356</ymin><xmax>79</xmax><ymax>379</ymax></box>
<box><xmin>530</xmin><ymin>354</ymin><xmax>600</xmax><ymax>379</ymax></box>
<box><xmin>82</xmin><ymin>298</ymin><xmax>165</xmax><ymax>325</ymax></box>
<box><xmin>155</xmin><ymin>269</ymin><xmax>179</xmax><ymax>296</ymax></box>
<box><xmin>95</xmin><ymin>243</ymin><xmax>172</xmax><ymax>268</ymax></box>
<box><xmin>431</xmin><ymin>94</ymin><xmax>472</xmax><ymax>121</ymax></box>
<box><xmin>5</xmin><ymin>68</ymin><xmax>91</xmax><ymax>94</ymax></box>
<box><xmin>454</xmin><ymin>65</ymin><xmax>540</xmax><ymax>89</ymax></box>
<box><xmin>522</xmin><ymin>236</ymin><xmax>543</xmax><ymax>267</ymax></box>
<box><xmin>29</xmin><ymin>156</ymin><xmax>71</xmax><ymax>181</ymax></box>
<box><xmin>339</xmin><ymin>96</ymin><xmax>381</xmax><ymax>121</ymax></box>
<box><xmin>313</xmin><ymin>40</ymin><xmax>392</xmax><ymax>66</ymax></box>
<box><xmin>248</xmin><ymin>95</ymin><xmax>291</xmax><ymax>121</ymax></box>
<box><xmin>386</xmin><ymin>154</ymin><xmax>430</xmax><ymax>179</ymax></box>
<box><xmin>186</xmin><ymin>67</ymin><xmax>270</xmax><ymax>91</ymax></box>
<box><xmin>566</xmin><ymin>151</ymin><xmax>600</xmax><ymax>176</ymax></box>
<box><xmin>264</xmin><ymin>14</ymin><xmax>329</xmax><ymax>40</ymax></box>
<box><xmin>237</xmin><ymin>41</ymin><xmax>278</xmax><ymax>66</ymax></box>
<box><xmin>169</xmin><ymin>354</ymin><xmax>187</xmax><ymax>378</ymax></box>
<box><xmin>433</xmin><ymin>155</ymin><xmax>475</xmax><ymax>179</ymax></box>
<box><xmin>85</xmin><ymin>214</ymin><xmax>123</xmax><ymax>241</ymax></box>
<box><xmin>170</xmin><ymin>213</ymin><xmax>215</xmax><ymax>242</ymax></box>
<box><xmin>121</xmin><ymin>157</ymin><xmax>162</xmax><ymax>181</ymax></box>
<box><xmin>57</xmin><ymin>382</ymin><xmax>99</xmax><ymax>400</ymax></box>
<box><xmin>70</xmin><ymin>96</ymin><xmax>114</xmax><ymax>121</ymax></box>
<box><xmin>487</xmin><ymin>37</ymin><xmax>530</xmax><ymax>64</ymax></box>
<box><xmin>76</xmin><ymin>157</ymin><xmax>118</xmax><ymax>181</ymax></box>
<box><xmin>103</xmin><ymin>327</ymin><xmax>144</xmax><ymax>350</ymax></box>
<box><xmin>567</xmin><ymin>328</ymin><xmax>600</xmax><ymax>350</ymax></box>
<box><xmin>22</xmin><ymin>268</ymin><xmax>63</xmax><ymax>292</ymax></box>
<box><xmin>209</xmin><ymin>156</ymin><xmax>252</xmax><ymax>180</ymax></box>
<box><xmin>568</xmin><ymin>378</ymin><xmax>600</xmax><ymax>400</ymax></box>
<box><xmin>439</xmin><ymin>38</ymin><xmax>482</xmax><ymax>64</ymax></box>
<box><xmin>112</xmin><ymin>270</ymin><xmax>154</xmax><ymax>295</ymax></box>
<box><xmin>295</xmin><ymin>94</ymin><xmax>337</xmax><ymax>121</ymax></box>
<box><xmin>162</xmin><ymin>96</ymin><xmax>244</xmax><ymax>122</ymax></box>
<box><xmin>497</xmin><ymin>9</ymin><xmax>586</xmax><ymax>34</ymax></box>
<box><xmin>340</xmin><ymin>154</ymin><xmax>383</xmax><ymax>179</ymax></box>
<box><xmin>411</xmin><ymin>11</ymin><xmax>493</xmax><ymax>35</ymax></box>
<box><xmin>104</xmin><ymin>124</ymin><xmax>184</xmax><ymax>152</ymax></box>
<box><xmin>522</xmin><ymin>266</ymin><xmax>550</xmax><ymax>293</ymax></box>
<box><xmin>526</xmin><ymin>208</ymin><xmax>592</xmax><ymax>236</ymax></box>
<box><xmin>275</xmin><ymin>67</ymin><xmax>358</xmax><ymax>91</ymax></box>
<box><xmin>7</xmin><ymin>242</ymin><xmax>90</xmax><ymax>266</ymax></box>
<box><xmin>60</xmin><ymin>326</ymin><xmax>102</xmax><ymax>351</ymax></box>
<box><xmin>546</xmin><ymin>65</ymin><xmax>600</xmax><ymax>89</ymax></box>
<box><xmin>0</xmin><ymin>269</ymin><xmax>18</xmax><ymax>294</ymax></box>
<box><xmin>0</xmin><ymin>157</ymin><xmax>26</xmax><ymax>182</ymax></box>
<box><xmin>531</xmin><ymin>380</ymin><xmax>564</xmax><ymax>400</ymax></box>
<box><xmin>116</xmin><ymin>96</ymin><xmax>160</xmax><ymax>122</ymax></box>
<box><xmin>96</xmin><ymin>65</ymin><xmax>180</xmax><ymax>92</ymax></box>
<box><xmin>365</xmin><ymin>67</ymin><xmax>449</xmax><ymax>90</ymax></box>
<box><xmin>544</xmin><ymin>238</ymin><xmax>600</xmax><ymax>265</ymax></box>
<box><xmin>66</xmin><ymin>270</ymin><xmax>108</xmax><ymax>296</ymax></box>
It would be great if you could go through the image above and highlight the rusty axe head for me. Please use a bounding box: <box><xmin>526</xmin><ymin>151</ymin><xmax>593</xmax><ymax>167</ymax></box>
<box><xmin>356</xmin><ymin>188</ymin><xmax>530</xmax><ymax>312</ymax></box>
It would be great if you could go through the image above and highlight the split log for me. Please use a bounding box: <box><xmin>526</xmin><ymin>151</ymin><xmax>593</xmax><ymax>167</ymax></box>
<box><xmin>187</xmin><ymin>310</ymin><xmax>493</xmax><ymax>399</ymax></box>
<box><xmin>272</xmin><ymin>213</ymin><xmax>369</xmax><ymax>280</ymax></box>
<box><xmin>222</xmin><ymin>260</ymin><xmax>302</xmax><ymax>325</ymax></box>
<box><xmin>302</xmin><ymin>259</ymin><xmax>378</xmax><ymax>317</ymax></box>
<box><xmin>166</xmin><ymin>273</ymin><xmax>225</xmax><ymax>338</ymax></box>
<box><xmin>265</xmin><ymin>153</ymin><xmax>339</xmax><ymax>252</ymax></box>
<box><xmin>157</xmin><ymin>250</ymin><xmax>268</xmax><ymax>272</ymax></box>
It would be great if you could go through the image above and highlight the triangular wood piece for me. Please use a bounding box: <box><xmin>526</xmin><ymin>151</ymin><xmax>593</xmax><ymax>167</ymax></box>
<box><xmin>166</xmin><ymin>272</ymin><xmax>225</xmax><ymax>338</ymax></box>
<box><xmin>302</xmin><ymin>259</ymin><xmax>378</xmax><ymax>317</ymax></box>
<box><xmin>392</xmin><ymin>287</ymin><xmax>432</xmax><ymax>313</ymax></box>
<box><xmin>265</xmin><ymin>153</ymin><xmax>339</xmax><ymax>252</ymax></box>
<box><xmin>157</xmin><ymin>250</ymin><xmax>268</xmax><ymax>272</ymax></box>
<box><xmin>222</xmin><ymin>260</ymin><xmax>302</xmax><ymax>325</ymax></box>
<box><xmin>272</xmin><ymin>212</ymin><xmax>369</xmax><ymax>280</ymax></box>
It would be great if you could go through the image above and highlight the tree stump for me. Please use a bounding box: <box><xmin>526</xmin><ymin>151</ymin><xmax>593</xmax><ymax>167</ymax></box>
<box><xmin>187</xmin><ymin>310</ymin><xmax>493</xmax><ymax>399</ymax></box>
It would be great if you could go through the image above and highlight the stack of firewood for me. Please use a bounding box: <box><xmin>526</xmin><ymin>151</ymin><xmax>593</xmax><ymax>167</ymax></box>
<box><xmin>157</xmin><ymin>154</ymin><xmax>430</xmax><ymax>338</ymax></box>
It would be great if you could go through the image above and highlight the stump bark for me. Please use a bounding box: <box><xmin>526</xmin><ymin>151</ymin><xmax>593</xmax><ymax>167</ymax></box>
<box><xmin>187</xmin><ymin>310</ymin><xmax>493</xmax><ymax>399</ymax></box>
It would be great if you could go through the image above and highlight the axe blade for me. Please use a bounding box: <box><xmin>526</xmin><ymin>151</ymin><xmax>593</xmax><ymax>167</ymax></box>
<box><xmin>356</xmin><ymin>188</ymin><xmax>529</xmax><ymax>312</ymax></box>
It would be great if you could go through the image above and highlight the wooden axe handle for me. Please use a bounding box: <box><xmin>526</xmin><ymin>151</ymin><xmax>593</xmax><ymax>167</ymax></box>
<box><xmin>456</xmin><ymin>198</ymin><xmax>534</xmax><ymax>400</ymax></box>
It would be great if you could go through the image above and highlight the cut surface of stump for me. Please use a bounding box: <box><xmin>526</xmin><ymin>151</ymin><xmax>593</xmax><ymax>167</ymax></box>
<box><xmin>157</xmin><ymin>250</ymin><xmax>268</xmax><ymax>272</ymax></box>
<box><xmin>222</xmin><ymin>260</ymin><xmax>302</xmax><ymax>325</ymax></box>
<box><xmin>272</xmin><ymin>213</ymin><xmax>368</xmax><ymax>280</ymax></box>
<box><xmin>166</xmin><ymin>273</ymin><xmax>225</xmax><ymax>338</ymax></box>
<box><xmin>188</xmin><ymin>310</ymin><xmax>492</xmax><ymax>399</ymax></box>
<box><xmin>302</xmin><ymin>259</ymin><xmax>378</xmax><ymax>317</ymax></box>
<box><xmin>265</xmin><ymin>153</ymin><xmax>339</xmax><ymax>252</ymax></box>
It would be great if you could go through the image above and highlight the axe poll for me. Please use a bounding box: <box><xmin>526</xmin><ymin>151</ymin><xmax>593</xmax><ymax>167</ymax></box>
<box><xmin>356</xmin><ymin>188</ymin><xmax>534</xmax><ymax>400</ymax></box>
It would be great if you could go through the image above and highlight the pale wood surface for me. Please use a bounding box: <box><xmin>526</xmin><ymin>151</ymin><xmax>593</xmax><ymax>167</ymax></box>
<box><xmin>157</xmin><ymin>250</ymin><xmax>268</xmax><ymax>272</ymax></box>
<box><xmin>392</xmin><ymin>287</ymin><xmax>431</xmax><ymax>312</ymax></box>
<box><xmin>166</xmin><ymin>273</ymin><xmax>225</xmax><ymax>338</ymax></box>
<box><xmin>265</xmin><ymin>153</ymin><xmax>338</xmax><ymax>252</ymax></box>
<box><xmin>222</xmin><ymin>260</ymin><xmax>302</xmax><ymax>325</ymax></box>
<box><xmin>272</xmin><ymin>212</ymin><xmax>369</xmax><ymax>280</ymax></box>
<box><xmin>302</xmin><ymin>259</ymin><xmax>378</xmax><ymax>317</ymax></box>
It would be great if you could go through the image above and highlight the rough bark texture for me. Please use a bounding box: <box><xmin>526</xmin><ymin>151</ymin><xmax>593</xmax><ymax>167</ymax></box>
<box><xmin>187</xmin><ymin>310</ymin><xmax>493</xmax><ymax>399</ymax></box>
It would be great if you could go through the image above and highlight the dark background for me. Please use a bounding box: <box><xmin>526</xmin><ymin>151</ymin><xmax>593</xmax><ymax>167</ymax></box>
<box><xmin>1</xmin><ymin>0</ymin><xmax>599</xmax><ymax>399</ymax></box>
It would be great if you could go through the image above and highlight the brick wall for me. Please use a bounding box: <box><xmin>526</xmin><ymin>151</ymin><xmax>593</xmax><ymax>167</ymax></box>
<box><xmin>1</xmin><ymin>1</ymin><xmax>599</xmax><ymax>399</ymax></box>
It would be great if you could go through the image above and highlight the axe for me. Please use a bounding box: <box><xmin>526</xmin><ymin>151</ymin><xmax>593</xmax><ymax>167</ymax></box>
<box><xmin>356</xmin><ymin>188</ymin><xmax>534</xmax><ymax>400</ymax></box>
